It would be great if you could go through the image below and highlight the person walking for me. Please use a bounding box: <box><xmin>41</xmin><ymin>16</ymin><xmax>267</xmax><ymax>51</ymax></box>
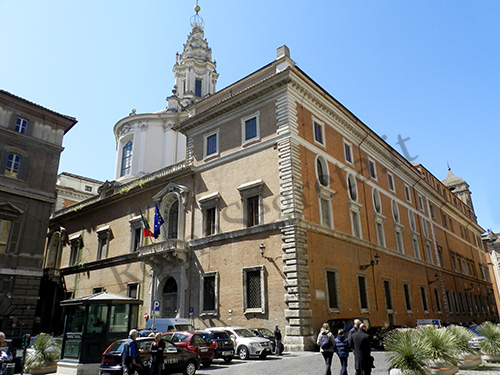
<box><xmin>317</xmin><ymin>323</ymin><xmax>336</xmax><ymax>375</ymax></box>
<box><xmin>274</xmin><ymin>325</ymin><xmax>282</xmax><ymax>356</ymax></box>
<box><xmin>150</xmin><ymin>332</ymin><xmax>165</xmax><ymax>375</ymax></box>
<box><xmin>349</xmin><ymin>324</ymin><xmax>372</xmax><ymax>375</ymax></box>
<box><xmin>347</xmin><ymin>319</ymin><xmax>361</xmax><ymax>341</ymax></box>
<box><xmin>123</xmin><ymin>329</ymin><xmax>140</xmax><ymax>375</ymax></box>
<box><xmin>335</xmin><ymin>329</ymin><xmax>349</xmax><ymax>375</ymax></box>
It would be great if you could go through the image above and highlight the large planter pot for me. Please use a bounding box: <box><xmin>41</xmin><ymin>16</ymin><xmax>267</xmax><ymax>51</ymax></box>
<box><xmin>29</xmin><ymin>365</ymin><xmax>57</xmax><ymax>375</ymax></box>
<box><xmin>389</xmin><ymin>369</ymin><xmax>426</xmax><ymax>375</ymax></box>
<box><xmin>457</xmin><ymin>351</ymin><xmax>481</xmax><ymax>369</ymax></box>
<box><xmin>481</xmin><ymin>353</ymin><xmax>500</xmax><ymax>363</ymax></box>
<box><xmin>427</xmin><ymin>360</ymin><xmax>458</xmax><ymax>375</ymax></box>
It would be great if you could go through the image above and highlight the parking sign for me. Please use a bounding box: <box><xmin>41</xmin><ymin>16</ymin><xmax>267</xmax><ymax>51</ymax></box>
<box><xmin>152</xmin><ymin>299</ymin><xmax>161</xmax><ymax>311</ymax></box>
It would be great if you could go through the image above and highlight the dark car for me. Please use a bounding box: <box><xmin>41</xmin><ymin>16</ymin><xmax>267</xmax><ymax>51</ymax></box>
<box><xmin>249</xmin><ymin>328</ymin><xmax>276</xmax><ymax>353</ymax></box>
<box><xmin>98</xmin><ymin>337</ymin><xmax>200</xmax><ymax>375</ymax></box>
<box><xmin>203</xmin><ymin>330</ymin><xmax>234</xmax><ymax>363</ymax></box>
<box><xmin>327</xmin><ymin>318</ymin><xmax>383</xmax><ymax>349</ymax></box>
<box><xmin>162</xmin><ymin>332</ymin><xmax>214</xmax><ymax>368</ymax></box>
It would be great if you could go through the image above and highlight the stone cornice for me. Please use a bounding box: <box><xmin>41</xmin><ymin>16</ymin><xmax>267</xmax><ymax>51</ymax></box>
<box><xmin>60</xmin><ymin>252</ymin><xmax>139</xmax><ymax>275</ymax></box>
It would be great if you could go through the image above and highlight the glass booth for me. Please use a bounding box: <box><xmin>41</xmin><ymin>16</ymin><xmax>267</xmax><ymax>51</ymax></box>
<box><xmin>60</xmin><ymin>292</ymin><xmax>142</xmax><ymax>364</ymax></box>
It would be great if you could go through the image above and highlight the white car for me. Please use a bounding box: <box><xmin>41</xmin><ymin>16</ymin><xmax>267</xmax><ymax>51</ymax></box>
<box><xmin>207</xmin><ymin>326</ymin><xmax>272</xmax><ymax>360</ymax></box>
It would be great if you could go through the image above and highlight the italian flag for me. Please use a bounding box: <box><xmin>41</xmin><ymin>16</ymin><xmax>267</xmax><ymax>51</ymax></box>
<box><xmin>139</xmin><ymin>207</ymin><xmax>154</xmax><ymax>238</ymax></box>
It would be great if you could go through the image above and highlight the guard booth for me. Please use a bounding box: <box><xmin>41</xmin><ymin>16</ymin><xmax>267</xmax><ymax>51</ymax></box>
<box><xmin>56</xmin><ymin>292</ymin><xmax>142</xmax><ymax>375</ymax></box>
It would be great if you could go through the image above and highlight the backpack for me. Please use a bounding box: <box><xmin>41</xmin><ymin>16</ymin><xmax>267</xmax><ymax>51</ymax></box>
<box><xmin>319</xmin><ymin>332</ymin><xmax>332</xmax><ymax>350</ymax></box>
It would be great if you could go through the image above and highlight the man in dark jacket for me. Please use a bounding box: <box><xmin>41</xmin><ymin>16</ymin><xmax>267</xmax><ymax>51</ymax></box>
<box><xmin>348</xmin><ymin>324</ymin><xmax>372</xmax><ymax>375</ymax></box>
<box><xmin>274</xmin><ymin>325</ymin><xmax>282</xmax><ymax>356</ymax></box>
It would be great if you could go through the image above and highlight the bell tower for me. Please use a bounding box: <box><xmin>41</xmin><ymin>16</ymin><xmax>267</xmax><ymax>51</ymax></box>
<box><xmin>167</xmin><ymin>2</ymin><xmax>219</xmax><ymax>111</ymax></box>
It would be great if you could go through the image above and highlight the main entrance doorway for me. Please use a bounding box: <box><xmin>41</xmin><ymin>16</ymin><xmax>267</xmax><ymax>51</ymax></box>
<box><xmin>162</xmin><ymin>277</ymin><xmax>178</xmax><ymax>317</ymax></box>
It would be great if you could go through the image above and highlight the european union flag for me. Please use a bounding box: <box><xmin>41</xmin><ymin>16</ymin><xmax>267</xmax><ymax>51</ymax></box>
<box><xmin>154</xmin><ymin>204</ymin><xmax>164</xmax><ymax>239</ymax></box>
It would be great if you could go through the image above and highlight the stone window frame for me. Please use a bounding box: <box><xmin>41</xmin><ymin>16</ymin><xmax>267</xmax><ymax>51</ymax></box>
<box><xmin>343</xmin><ymin>139</ymin><xmax>354</xmax><ymax>165</ymax></box>
<box><xmin>96</xmin><ymin>225</ymin><xmax>111</xmax><ymax>260</ymax></box>
<box><xmin>242</xmin><ymin>265</ymin><xmax>266</xmax><ymax>315</ymax></box>
<box><xmin>404</xmin><ymin>184</ymin><xmax>412</xmax><ymax>203</ymax></box>
<box><xmin>69</xmin><ymin>233</ymin><xmax>83</xmax><ymax>266</ymax></box>
<box><xmin>383</xmin><ymin>278</ymin><xmax>394</xmax><ymax>312</ymax></box>
<box><xmin>203</xmin><ymin>128</ymin><xmax>219</xmax><ymax>160</ymax></box>
<box><xmin>120</xmin><ymin>139</ymin><xmax>133</xmax><ymax>177</ymax></box>
<box><xmin>433</xmin><ymin>287</ymin><xmax>442</xmax><ymax>314</ymax></box>
<box><xmin>129</xmin><ymin>216</ymin><xmax>142</xmax><ymax>252</ymax></box>
<box><xmin>357</xmin><ymin>274</ymin><xmax>370</xmax><ymax>313</ymax></box>
<box><xmin>241</xmin><ymin>111</ymin><xmax>260</xmax><ymax>146</ymax></box>
<box><xmin>387</xmin><ymin>171</ymin><xmax>395</xmax><ymax>193</ymax></box>
<box><xmin>15</xmin><ymin>117</ymin><xmax>29</xmax><ymax>134</ymax></box>
<box><xmin>315</xmin><ymin>155</ymin><xmax>330</xmax><ymax>187</ymax></box>
<box><xmin>312</xmin><ymin>116</ymin><xmax>326</xmax><ymax>148</ymax></box>
<box><xmin>325</xmin><ymin>268</ymin><xmax>340</xmax><ymax>312</ymax></box>
<box><xmin>317</xmin><ymin>184</ymin><xmax>335</xmax><ymax>229</ymax></box>
<box><xmin>198</xmin><ymin>192</ymin><xmax>220</xmax><ymax>237</ymax></box>
<box><xmin>127</xmin><ymin>283</ymin><xmax>140</xmax><ymax>299</ymax></box>
<box><xmin>238</xmin><ymin>179</ymin><xmax>263</xmax><ymax>229</ymax></box>
<box><xmin>200</xmin><ymin>271</ymin><xmax>219</xmax><ymax>316</ymax></box>
<box><xmin>402</xmin><ymin>282</ymin><xmax>413</xmax><ymax>313</ymax></box>
<box><xmin>420</xmin><ymin>285</ymin><xmax>429</xmax><ymax>314</ymax></box>
<box><xmin>368</xmin><ymin>157</ymin><xmax>378</xmax><ymax>181</ymax></box>
<box><xmin>0</xmin><ymin>203</ymin><xmax>23</xmax><ymax>254</ymax></box>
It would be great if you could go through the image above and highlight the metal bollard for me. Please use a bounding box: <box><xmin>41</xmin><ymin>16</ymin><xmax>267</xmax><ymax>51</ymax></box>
<box><xmin>5</xmin><ymin>363</ymin><xmax>15</xmax><ymax>375</ymax></box>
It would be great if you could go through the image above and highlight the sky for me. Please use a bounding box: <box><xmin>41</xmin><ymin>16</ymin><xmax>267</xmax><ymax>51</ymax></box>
<box><xmin>1</xmin><ymin>1</ymin><xmax>499</xmax><ymax>232</ymax></box>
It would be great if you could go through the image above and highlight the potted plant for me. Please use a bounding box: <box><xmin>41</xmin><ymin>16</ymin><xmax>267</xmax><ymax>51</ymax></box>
<box><xmin>24</xmin><ymin>333</ymin><xmax>61</xmax><ymax>375</ymax></box>
<box><xmin>446</xmin><ymin>325</ymin><xmax>481</xmax><ymax>369</ymax></box>
<box><xmin>418</xmin><ymin>325</ymin><xmax>459</xmax><ymax>375</ymax></box>
<box><xmin>477</xmin><ymin>322</ymin><xmax>500</xmax><ymax>363</ymax></box>
<box><xmin>385</xmin><ymin>328</ymin><xmax>431</xmax><ymax>375</ymax></box>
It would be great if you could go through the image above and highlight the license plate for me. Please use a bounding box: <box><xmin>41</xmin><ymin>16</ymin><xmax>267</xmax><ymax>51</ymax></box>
<box><xmin>222</xmin><ymin>351</ymin><xmax>233</xmax><ymax>356</ymax></box>
<box><xmin>200</xmin><ymin>348</ymin><xmax>208</xmax><ymax>352</ymax></box>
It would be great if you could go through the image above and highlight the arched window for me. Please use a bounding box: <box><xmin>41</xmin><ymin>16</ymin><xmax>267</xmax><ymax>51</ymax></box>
<box><xmin>167</xmin><ymin>200</ymin><xmax>179</xmax><ymax>239</ymax></box>
<box><xmin>120</xmin><ymin>141</ymin><xmax>133</xmax><ymax>177</ymax></box>
<box><xmin>392</xmin><ymin>200</ymin><xmax>400</xmax><ymax>223</ymax></box>
<box><xmin>316</xmin><ymin>156</ymin><xmax>329</xmax><ymax>187</ymax></box>
<box><xmin>347</xmin><ymin>174</ymin><xmax>357</xmax><ymax>201</ymax></box>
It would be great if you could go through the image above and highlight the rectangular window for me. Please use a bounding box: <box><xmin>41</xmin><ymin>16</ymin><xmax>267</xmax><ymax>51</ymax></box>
<box><xmin>96</xmin><ymin>230</ymin><xmax>110</xmax><ymax>260</ymax></box>
<box><xmin>320</xmin><ymin>197</ymin><xmax>332</xmax><ymax>229</ymax></box>
<box><xmin>344</xmin><ymin>141</ymin><xmax>353</xmax><ymax>164</ymax></box>
<box><xmin>383</xmin><ymin>280</ymin><xmax>393</xmax><ymax>310</ymax></box>
<box><xmin>446</xmin><ymin>291</ymin><xmax>453</xmax><ymax>313</ymax></box>
<box><xmin>403</xmin><ymin>283</ymin><xmax>412</xmax><ymax>311</ymax></box>
<box><xmin>206</xmin><ymin>133</ymin><xmax>217</xmax><ymax>156</ymax></box>
<box><xmin>442</xmin><ymin>214</ymin><xmax>448</xmax><ymax>228</ymax></box>
<box><xmin>204</xmin><ymin>207</ymin><xmax>216</xmax><ymax>236</ymax></box>
<box><xmin>420</xmin><ymin>286</ymin><xmax>429</xmax><ymax>313</ymax></box>
<box><xmin>418</xmin><ymin>195</ymin><xmax>424</xmax><ymax>211</ymax></box>
<box><xmin>15</xmin><ymin>117</ymin><xmax>29</xmax><ymax>134</ymax></box>
<box><xmin>85</xmin><ymin>185</ymin><xmax>92</xmax><ymax>192</ymax></box>
<box><xmin>434</xmin><ymin>288</ymin><xmax>442</xmax><ymax>313</ymax></box>
<box><xmin>0</xmin><ymin>219</ymin><xmax>12</xmax><ymax>253</ymax></box>
<box><xmin>449</xmin><ymin>217</ymin><xmax>454</xmax><ymax>231</ymax></box>
<box><xmin>313</xmin><ymin>121</ymin><xmax>324</xmax><ymax>145</ymax></box>
<box><xmin>245</xmin><ymin>117</ymin><xmax>258</xmax><ymax>141</ymax></box>
<box><xmin>425</xmin><ymin>242</ymin><xmax>433</xmax><ymax>264</ymax></box>
<box><xmin>387</xmin><ymin>173</ymin><xmax>395</xmax><ymax>192</ymax></box>
<box><xmin>350</xmin><ymin>210</ymin><xmax>362</xmax><ymax>239</ymax></box>
<box><xmin>69</xmin><ymin>237</ymin><xmax>81</xmax><ymax>266</ymax></box>
<box><xmin>437</xmin><ymin>245</ymin><xmax>443</xmax><ymax>266</ymax></box>
<box><xmin>429</xmin><ymin>204</ymin><xmax>435</xmax><ymax>219</ymax></box>
<box><xmin>404</xmin><ymin>184</ymin><xmax>412</xmax><ymax>203</ymax></box>
<box><xmin>195</xmin><ymin>79</ymin><xmax>202</xmax><ymax>97</ymax></box>
<box><xmin>243</xmin><ymin>267</ymin><xmax>264</xmax><ymax>313</ymax></box>
<box><xmin>395</xmin><ymin>229</ymin><xmax>404</xmax><ymax>254</ymax></box>
<box><xmin>326</xmin><ymin>270</ymin><xmax>339</xmax><ymax>309</ymax></box>
<box><xmin>246</xmin><ymin>195</ymin><xmax>260</xmax><ymax>227</ymax></box>
<box><xmin>5</xmin><ymin>153</ymin><xmax>22</xmax><ymax>177</ymax></box>
<box><xmin>132</xmin><ymin>227</ymin><xmax>141</xmax><ymax>252</ymax></box>
<box><xmin>412</xmin><ymin>237</ymin><xmax>420</xmax><ymax>259</ymax></box>
<box><xmin>92</xmin><ymin>287</ymin><xmax>104</xmax><ymax>294</ymax></box>
<box><xmin>127</xmin><ymin>283</ymin><xmax>139</xmax><ymax>299</ymax></box>
<box><xmin>202</xmin><ymin>274</ymin><xmax>217</xmax><ymax>312</ymax></box>
<box><xmin>376</xmin><ymin>221</ymin><xmax>385</xmax><ymax>247</ymax></box>
<box><xmin>368</xmin><ymin>158</ymin><xmax>377</xmax><ymax>180</ymax></box>
<box><xmin>358</xmin><ymin>275</ymin><xmax>369</xmax><ymax>310</ymax></box>
<box><xmin>452</xmin><ymin>291</ymin><xmax>459</xmax><ymax>313</ymax></box>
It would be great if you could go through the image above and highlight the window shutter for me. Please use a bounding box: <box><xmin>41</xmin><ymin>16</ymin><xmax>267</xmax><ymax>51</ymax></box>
<box><xmin>17</xmin><ymin>156</ymin><xmax>29</xmax><ymax>180</ymax></box>
<box><xmin>0</xmin><ymin>150</ymin><xmax>7</xmax><ymax>173</ymax></box>
<box><xmin>7</xmin><ymin>221</ymin><xmax>22</xmax><ymax>253</ymax></box>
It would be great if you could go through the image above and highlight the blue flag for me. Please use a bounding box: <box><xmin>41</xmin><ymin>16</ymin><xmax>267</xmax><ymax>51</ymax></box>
<box><xmin>154</xmin><ymin>204</ymin><xmax>164</xmax><ymax>239</ymax></box>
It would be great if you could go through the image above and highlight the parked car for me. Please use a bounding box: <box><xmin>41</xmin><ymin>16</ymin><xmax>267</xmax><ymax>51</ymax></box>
<box><xmin>161</xmin><ymin>331</ymin><xmax>214</xmax><ymax>367</ymax></box>
<box><xmin>249</xmin><ymin>328</ymin><xmax>276</xmax><ymax>353</ymax></box>
<box><xmin>140</xmin><ymin>318</ymin><xmax>195</xmax><ymax>336</ymax></box>
<box><xmin>203</xmin><ymin>330</ymin><xmax>234</xmax><ymax>363</ymax></box>
<box><xmin>468</xmin><ymin>325</ymin><xmax>486</xmax><ymax>349</ymax></box>
<box><xmin>208</xmin><ymin>327</ymin><xmax>272</xmax><ymax>360</ymax></box>
<box><xmin>98</xmin><ymin>336</ymin><xmax>200</xmax><ymax>375</ymax></box>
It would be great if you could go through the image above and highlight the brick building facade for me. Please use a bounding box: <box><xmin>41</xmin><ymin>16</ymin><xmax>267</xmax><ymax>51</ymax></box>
<box><xmin>46</xmin><ymin>12</ymin><xmax>496</xmax><ymax>350</ymax></box>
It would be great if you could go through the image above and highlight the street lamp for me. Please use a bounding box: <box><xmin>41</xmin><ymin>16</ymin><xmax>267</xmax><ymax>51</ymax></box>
<box><xmin>360</xmin><ymin>253</ymin><xmax>380</xmax><ymax>270</ymax></box>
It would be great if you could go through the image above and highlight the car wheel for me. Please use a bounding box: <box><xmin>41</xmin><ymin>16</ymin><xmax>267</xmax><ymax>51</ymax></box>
<box><xmin>223</xmin><ymin>356</ymin><xmax>233</xmax><ymax>363</ymax></box>
<box><xmin>238</xmin><ymin>346</ymin><xmax>249</xmax><ymax>360</ymax></box>
<box><xmin>201</xmin><ymin>360</ymin><xmax>212</xmax><ymax>368</ymax></box>
<box><xmin>183</xmin><ymin>360</ymin><xmax>197</xmax><ymax>375</ymax></box>
<box><xmin>259</xmin><ymin>353</ymin><xmax>268</xmax><ymax>360</ymax></box>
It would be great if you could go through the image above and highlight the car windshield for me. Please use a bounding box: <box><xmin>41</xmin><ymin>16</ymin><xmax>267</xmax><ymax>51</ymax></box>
<box><xmin>234</xmin><ymin>329</ymin><xmax>256</xmax><ymax>338</ymax></box>
<box><xmin>257</xmin><ymin>329</ymin><xmax>274</xmax><ymax>338</ymax></box>
<box><xmin>176</xmin><ymin>324</ymin><xmax>194</xmax><ymax>331</ymax></box>
<box><xmin>106</xmin><ymin>340</ymin><xmax>126</xmax><ymax>354</ymax></box>
<box><xmin>211</xmin><ymin>331</ymin><xmax>230</xmax><ymax>340</ymax></box>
